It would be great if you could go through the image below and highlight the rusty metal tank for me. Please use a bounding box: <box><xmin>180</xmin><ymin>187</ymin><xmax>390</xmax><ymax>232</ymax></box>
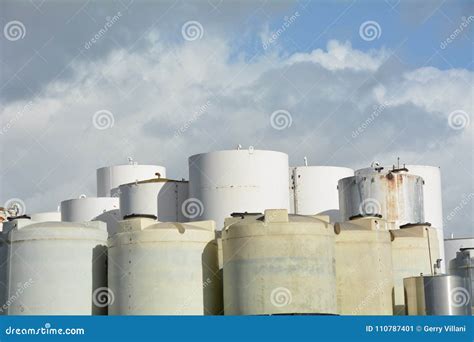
<box><xmin>338</xmin><ymin>164</ymin><xmax>425</xmax><ymax>229</ymax></box>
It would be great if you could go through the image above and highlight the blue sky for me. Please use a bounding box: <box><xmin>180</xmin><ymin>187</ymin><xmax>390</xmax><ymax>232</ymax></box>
<box><xmin>0</xmin><ymin>0</ymin><xmax>473</xmax><ymax>238</ymax></box>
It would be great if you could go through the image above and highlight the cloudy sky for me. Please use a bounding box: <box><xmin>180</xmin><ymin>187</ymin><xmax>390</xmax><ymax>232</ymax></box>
<box><xmin>0</xmin><ymin>0</ymin><xmax>472</xmax><ymax>237</ymax></box>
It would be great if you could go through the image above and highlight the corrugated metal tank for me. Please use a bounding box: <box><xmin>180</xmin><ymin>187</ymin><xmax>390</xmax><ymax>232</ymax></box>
<box><xmin>449</xmin><ymin>248</ymin><xmax>474</xmax><ymax>313</ymax></box>
<box><xmin>97</xmin><ymin>162</ymin><xmax>166</xmax><ymax>197</ymax></box>
<box><xmin>4</xmin><ymin>218</ymin><xmax>107</xmax><ymax>315</ymax></box>
<box><xmin>339</xmin><ymin>166</ymin><xmax>424</xmax><ymax>229</ymax></box>
<box><xmin>404</xmin><ymin>275</ymin><xmax>472</xmax><ymax>315</ymax></box>
<box><xmin>60</xmin><ymin>196</ymin><xmax>120</xmax><ymax>235</ymax></box>
<box><xmin>118</xmin><ymin>178</ymin><xmax>189</xmax><ymax>222</ymax></box>
<box><xmin>289</xmin><ymin>166</ymin><xmax>354</xmax><ymax>222</ymax></box>
<box><xmin>334</xmin><ymin>217</ymin><xmax>393</xmax><ymax>315</ymax></box>
<box><xmin>188</xmin><ymin>148</ymin><xmax>289</xmax><ymax>229</ymax></box>
<box><xmin>445</xmin><ymin>237</ymin><xmax>474</xmax><ymax>265</ymax></box>
<box><xmin>30</xmin><ymin>211</ymin><xmax>61</xmax><ymax>222</ymax></box>
<box><xmin>108</xmin><ymin>217</ymin><xmax>222</xmax><ymax>315</ymax></box>
<box><xmin>222</xmin><ymin>209</ymin><xmax>337</xmax><ymax>315</ymax></box>
<box><xmin>390</xmin><ymin>225</ymin><xmax>441</xmax><ymax>315</ymax></box>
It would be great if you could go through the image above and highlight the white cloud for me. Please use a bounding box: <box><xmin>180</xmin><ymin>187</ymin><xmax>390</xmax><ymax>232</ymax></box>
<box><xmin>287</xmin><ymin>40</ymin><xmax>389</xmax><ymax>71</ymax></box>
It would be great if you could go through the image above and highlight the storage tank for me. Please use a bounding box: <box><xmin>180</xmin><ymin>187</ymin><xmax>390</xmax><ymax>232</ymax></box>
<box><xmin>339</xmin><ymin>164</ymin><xmax>425</xmax><ymax>230</ymax></box>
<box><xmin>188</xmin><ymin>148</ymin><xmax>289</xmax><ymax>229</ymax></box>
<box><xmin>390</xmin><ymin>224</ymin><xmax>441</xmax><ymax>315</ymax></box>
<box><xmin>404</xmin><ymin>275</ymin><xmax>472</xmax><ymax>315</ymax></box>
<box><xmin>405</xmin><ymin>165</ymin><xmax>445</xmax><ymax>271</ymax></box>
<box><xmin>4</xmin><ymin>218</ymin><xmax>107</xmax><ymax>315</ymax></box>
<box><xmin>222</xmin><ymin>209</ymin><xmax>337</xmax><ymax>315</ymax></box>
<box><xmin>335</xmin><ymin>216</ymin><xmax>393</xmax><ymax>315</ymax></box>
<box><xmin>449</xmin><ymin>248</ymin><xmax>474</xmax><ymax>313</ymax></box>
<box><xmin>357</xmin><ymin>164</ymin><xmax>446</xmax><ymax>270</ymax></box>
<box><xmin>290</xmin><ymin>165</ymin><xmax>354</xmax><ymax>222</ymax></box>
<box><xmin>118</xmin><ymin>178</ymin><xmax>189</xmax><ymax>222</ymax></box>
<box><xmin>445</xmin><ymin>237</ymin><xmax>474</xmax><ymax>265</ymax></box>
<box><xmin>97</xmin><ymin>160</ymin><xmax>166</xmax><ymax>197</ymax></box>
<box><xmin>108</xmin><ymin>217</ymin><xmax>221</xmax><ymax>315</ymax></box>
<box><xmin>61</xmin><ymin>196</ymin><xmax>120</xmax><ymax>235</ymax></box>
<box><xmin>30</xmin><ymin>211</ymin><xmax>61</xmax><ymax>222</ymax></box>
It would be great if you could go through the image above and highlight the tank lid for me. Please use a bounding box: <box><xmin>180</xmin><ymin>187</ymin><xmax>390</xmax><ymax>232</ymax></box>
<box><xmin>399</xmin><ymin>222</ymin><xmax>431</xmax><ymax>229</ymax></box>
<box><xmin>7</xmin><ymin>214</ymin><xmax>31</xmax><ymax>221</ymax></box>
<box><xmin>123</xmin><ymin>213</ymin><xmax>158</xmax><ymax>220</ymax></box>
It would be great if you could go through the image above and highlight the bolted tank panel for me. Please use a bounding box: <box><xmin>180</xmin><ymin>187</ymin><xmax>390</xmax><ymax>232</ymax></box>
<box><xmin>290</xmin><ymin>166</ymin><xmax>354</xmax><ymax>222</ymax></box>
<box><xmin>339</xmin><ymin>167</ymin><xmax>424</xmax><ymax>229</ymax></box>
<box><xmin>96</xmin><ymin>163</ymin><xmax>166</xmax><ymax>197</ymax></box>
<box><xmin>108</xmin><ymin>218</ymin><xmax>222</xmax><ymax>315</ymax></box>
<box><xmin>404</xmin><ymin>275</ymin><xmax>472</xmax><ymax>315</ymax></box>
<box><xmin>61</xmin><ymin>197</ymin><xmax>120</xmax><ymax>235</ymax></box>
<box><xmin>390</xmin><ymin>225</ymin><xmax>441</xmax><ymax>315</ymax></box>
<box><xmin>119</xmin><ymin>179</ymin><xmax>189</xmax><ymax>222</ymax></box>
<box><xmin>222</xmin><ymin>209</ymin><xmax>337</xmax><ymax>315</ymax></box>
<box><xmin>30</xmin><ymin>211</ymin><xmax>61</xmax><ymax>222</ymax></box>
<box><xmin>5</xmin><ymin>219</ymin><xmax>107</xmax><ymax>315</ymax></box>
<box><xmin>335</xmin><ymin>217</ymin><xmax>393</xmax><ymax>315</ymax></box>
<box><xmin>188</xmin><ymin>149</ymin><xmax>289</xmax><ymax>229</ymax></box>
<box><xmin>449</xmin><ymin>248</ymin><xmax>474</xmax><ymax>313</ymax></box>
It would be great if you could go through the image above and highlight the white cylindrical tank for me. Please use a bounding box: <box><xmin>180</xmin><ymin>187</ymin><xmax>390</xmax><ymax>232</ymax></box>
<box><xmin>108</xmin><ymin>218</ymin><xmax>222</xmax><ymax>315</ymax></box>
<box><xmin>30</xmin><ymin>211</ymin><xmax>61</xmax><ymax>222</ymax></box>
<box><xmin>405</xmin><ymin>165</ymin><xmax>445</xmax><ymax>271</ymax></box>
<box><xmin>222</xmin><ymin>209</ymin><xmax>337</xmax><ymax>315</ymax></box>
<box><xmin>188</xmin><ymin>148</ymin><xmax>289</xmax><ymax>229</ymax></box>
<box><xmin>445</xmin><ymin>237</ymin><xmax>474</xmax><ymax>264</ymax></box>
<box><xmin>61</xmin><ymin>196</ymin><xmax>120</xmax><ymax>235</ymax></box>
<box><xmin>390</xmin><ymin>225</ymin><xmax>440</xmax><ymax>315</ymax></box>
<box><xmin>290</xmin><ymin>166</ymin><xmax>354</xmax><ymax>222</ymax></box>
<box><xmin>334</xmin><ymin>217</ymin><xmax>393</xmax><ymax>315</ymax></box>
<box><xmin>119</xmin><ymin>178</ymin><xmax>189</xmax><ymax>222</ymax></box>
<box><xmin>4</xmin><ymin>218</ymin><xmax>107</xmax><ymax>315</ymax></box>
<box><xmin>97</xmin><ymin>162</ymin><xmax>166</xmax><ymax>197</ymax></box>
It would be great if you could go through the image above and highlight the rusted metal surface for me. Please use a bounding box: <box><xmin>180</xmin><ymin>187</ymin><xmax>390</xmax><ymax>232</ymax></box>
<box><xmin>338</xmin><ymin>169</ymin><xmax>424</xmax><ymax>229</ymax></box>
